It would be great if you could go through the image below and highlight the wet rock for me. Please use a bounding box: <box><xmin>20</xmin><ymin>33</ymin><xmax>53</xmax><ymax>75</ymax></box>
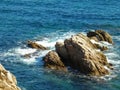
<box><xmin>0</xmin><ymin>64</ymin><xmax>21</xmax><ymax>90</ymax></box>
<box><xmin>94</xmin><ymin>44</ymin><xmax>108</xmax><ymax>51</ymax></box>
<box><xmin>22</xmin><ymin>54</ymin><xmax>31</xmax><ymax>58</ymax></box>
<box><xmin>56</xmin><ymin>33</ymin><xmax>110</xmax><ymax>76</ymax></box>
<box><xmin>27</xmin><ymin>40</ymin><xmax>47</xmax><ymax>50</ymax></box>
<box><xmin>87</xmin><ymin>30</ymin><xmax>113</xmax><ymax>44</ymax></box>
<box><xmin>43</xmin><ymin>51</ymin><xmax>67</xmax><ymax>72</ymax></box>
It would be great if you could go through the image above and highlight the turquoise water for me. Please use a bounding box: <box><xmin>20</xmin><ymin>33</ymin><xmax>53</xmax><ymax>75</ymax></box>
<box><xmin>0</xmin><ymin>0</ymin><xmax>120</xmax><ymax>90</ymax></box>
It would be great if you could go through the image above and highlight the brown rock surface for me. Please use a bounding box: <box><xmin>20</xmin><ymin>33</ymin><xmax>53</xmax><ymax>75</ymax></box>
<box><xmin>55</xmin><ymin>33</ymin><xmax>110</xmax><ymax>76</ymax></box>
<box><xmin>43</xmin><ymin>51</ymin><xmax>67</xmax><ymax>72</ymax></box>
<box><xmin>94</xmin><ymin>44</ymin><xmax>108</xmax><ymax>51</ymax></box>
<box><xmin>22</xmin><ymin>54</ymin><xmax>31</xmax><ymax>58</ymax></box>
<box><xmin>87</xmin><ymin>30</ymin><xmax>113</xmax><ymax>44</ymax></box>
<box><xmin>55</xmin><ymin>42</ymin><xmax>69</xmax><ymax>63</ymax></box>
<box><xmin>27</xmin><ymin>40</ymin><xmax>47</xmax><ymax>50</ymax></box>
<box><xmin>0</xmin><ymin>64</ymin><xmax>21</xmax><ymax>90</ymax></box>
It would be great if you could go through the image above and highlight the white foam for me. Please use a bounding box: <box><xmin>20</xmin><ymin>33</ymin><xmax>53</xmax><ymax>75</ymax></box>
<box><xmin>90</xmin><ymin>39</ymin><xmax>97</xmax><ymax>44</ymax></box>
<box><xmin>108</xmin><ymin>59</ymin><xmax>120</xmax><ymax>65</ymax></box>
<box><xmin>105</xmin><ymin>52</ymin><xmax>120</xmax><ymax>68</ymax></box>
<box><xmin>90</xmin><ymin>39</ymin><xmax>112</xmax><ymax>47</ymax></box>
<box><xmin>20</xmin><ymin>57</ymin><xmax>37</xmax><ymax>65</ymax></box>
<box><xmin>105</xmin><ymin>53</ymin><xmax>119</xmax><ymax>58</ymax></box>
<box><xmin>100</xmin><ymin>41</ymin><xmax>112</xmax><ymax>46</ymax></box>
<box><xmin>35</xmin><ymin>40</ymin><xmax>56</xmax><ymax>48</ymax></box>
<box><xmin>81</xmin><ymin>32</ymin><xmax>87</xmax><ymax>36</ymax></box>
<box><xmin>15</xmin><ymin>48</ymin><xmax>50</xmax><ymax>65</ymax></box>
<box><xmin>113</xmin><ymin>36</ymin><xmax>120</xmax><ymax>41</ymax></box>
<box><xmin>62</xmin><ymin>31</ymin><xmax>76</xmax><ymax>38</ymax></box>
<box><xmin>38</xmin><ymin>50</ymin><xmax>50</xmax><ymax>57</ymax></box>
<box><xmin>104</xmin><ymin>66</ymin><xmax>110</xmax><ymax>71</ymax></box>
<box><xmin>100</xmin><ymin>74</ymin><xmax>117</xmax><ymax>81</ymax></box>
<box><xmin>15</xmin><ymin>48</ymin><xmax>37</xmax><ymax>55</ymax></box>
<box><xmin>35</xmin><ymin>31</ymin><xmax>76</xmax><ymax>49</ymax></box>
<box><xmin>95</xmin><ymin>49</ymin><xmax>101</xmax><ymax>52</ymax></box>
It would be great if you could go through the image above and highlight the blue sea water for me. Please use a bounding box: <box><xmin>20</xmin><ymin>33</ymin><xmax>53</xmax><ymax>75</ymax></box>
<box><xmin>0</xmin><ymin>0</ymin><xmax>120</xmax><ymax>90</ymax></box>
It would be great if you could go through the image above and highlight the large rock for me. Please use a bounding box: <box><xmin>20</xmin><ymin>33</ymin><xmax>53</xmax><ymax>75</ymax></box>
<box><xmin>43</xmin><ymin>51</ymin><xmax>67</xmax><ymax>72</ymax></box>
<box><xmin>0</xmin><ymin>64</ymin><xmax>21</xmax><ymax>90</ymax></box>
<box><xmin>27</xmin><ymin>40</ymin><xmax>47</xmax><ymax>50</ymax></box>
<box><xmin>55</xmin><ymin>33</ymin><xmax>111</xmax><ymax>76</ymax></box>
<box><xmin>87</xmin><ymin>30</ymin><xmax>113</xmax><ymax>44</ymax></box>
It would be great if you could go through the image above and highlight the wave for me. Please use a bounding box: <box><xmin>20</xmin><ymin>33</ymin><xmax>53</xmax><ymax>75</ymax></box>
<box><xmin>90</xmin><ymin>39</ymin><xmax>113</xmax><ymax>50</ymax></box>
<box><xmin>105</xmin><ymin>52</ymin><xmax>119</xmax><ymax>59</ymax></box>
<box><xmin>113</xmin><ymin>36</ymin><xmax>120</xmax><ymax>41</ymax></box>
<box><xmin>100</xmin><ymin>74</ymin><xmax>117</xmax><ymax>81</ymax></box>
<box><xmin>1</xmin><ymin>31</ymin><xmax>76</xmax><ymax>65</ymax></box>
<box><xmin>15</xmin><ymin>48</ymin><xmax>37</xmax><ymax>55</ymax></box>
<box><xmin>35</xmin><ymin>31</ymin><xmax>76</xmax><ymax>48</ymax></box>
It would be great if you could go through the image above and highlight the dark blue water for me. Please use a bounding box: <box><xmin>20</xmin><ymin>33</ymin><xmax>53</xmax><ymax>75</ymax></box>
<box><xmin>0</xmin><ymin>0</ymin><xmax>120</xmax><ymax>90</ymax></box>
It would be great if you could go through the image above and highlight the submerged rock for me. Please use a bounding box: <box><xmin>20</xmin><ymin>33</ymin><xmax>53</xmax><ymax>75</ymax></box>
<box><xmin>22</xmin><ymin>54</ymin><xmax>31</xmax><ymax>58</ymax></box>
<box><xmin>43</xmin><ymin>51</ymin><xmax>67</xmax><ymax>72</ymax></box>
<box><xmin>55</xmin><ymin>33</ymin><xmax>111</xmax><ymax>76</ymax></box>
<box><xmin>27</xmin><ymin>40</ymin><xmax>47</xmax><ymax>50</ymax></box>
<box><xmin>87</xmin><ymin>30</ymin><xmax>113</xmax><ymax>44</ymax></box>
<box><xmin>0</xmin><ymin>64</ymin><xmax>21</xmax><ymax>90</ymax></box>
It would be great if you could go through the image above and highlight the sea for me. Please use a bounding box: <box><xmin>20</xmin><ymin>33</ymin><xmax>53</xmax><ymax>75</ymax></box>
<box><xmin>0</xmin><ymin>0</ymin><xmax>120</xmax><ymax>90</ymax></box>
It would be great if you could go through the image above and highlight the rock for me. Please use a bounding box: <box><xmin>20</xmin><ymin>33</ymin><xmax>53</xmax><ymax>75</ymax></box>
<box><xmin>94</xmin><ymin>44</ymin><xmax>108</xmax><ymax>51</ymax></box>
<box><xmin>22</xmin><ymin>54</ymin><xmax>31</xmax><ymax>58</ymax></box>
<box><xmin>56</xmin><ymin>33</ymin><xmax>110</xmax><ymax>76</ymax></box>
<box><xmin>87</xmin><ymin>31</ymin><xmax>104</xmax><ymax>41</ymax></box>
<box><xmin>27</xmin><ymin>40</ymin><xmax>47</xmax><ymax>50</ymax></box>
<box><xmin>0</xmin><ymin>64</ymin><xmax>21</xmax><ymax>90</ymax></box>
<box><xmin>96</xmin><ymin>30</ymin><xmax>113</xmax><ymax>44</ymax></box>
<box><xmin>55</xmin><ymin>42</ymin><xmax>69</xmax><ymax>64</ymax></box>
<box><xmin>43</xmin><ymin>51</ymin><xmax>67</xmax><ymax>72</ymax></box>
<box><xmin>87</xmin><ymin>30</ymin><xmax>113</xmax><ymax>44</ymax></box>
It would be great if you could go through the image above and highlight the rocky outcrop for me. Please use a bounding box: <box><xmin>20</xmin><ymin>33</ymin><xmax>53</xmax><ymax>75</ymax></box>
<box><xmin>42</xmin><ymin>30</ymin><xmax>113</xmax><ymax>76</ymax></box>
<box><xmin>43</xmin><ymin>51</ymin><xmax>67</xmax><ymax>72</ymax></box>
<box><xmin>87</xmin><ymin>30</ymin><xmax>113</xmax><ymax>44</ymax></box>
<box><xmin>0</xmin><ymin>64</ymin><xmax>21</xmax><ymax>90</ymax></box>
<box><xmin>27</xmin><ymin>40</ymin><xmax>47</xmax><ymax>50</ymax></box>
<box><xmin>55</xmin><ymin>33</ymin><xmax>111</xmax><ymax>76</ymax></box>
